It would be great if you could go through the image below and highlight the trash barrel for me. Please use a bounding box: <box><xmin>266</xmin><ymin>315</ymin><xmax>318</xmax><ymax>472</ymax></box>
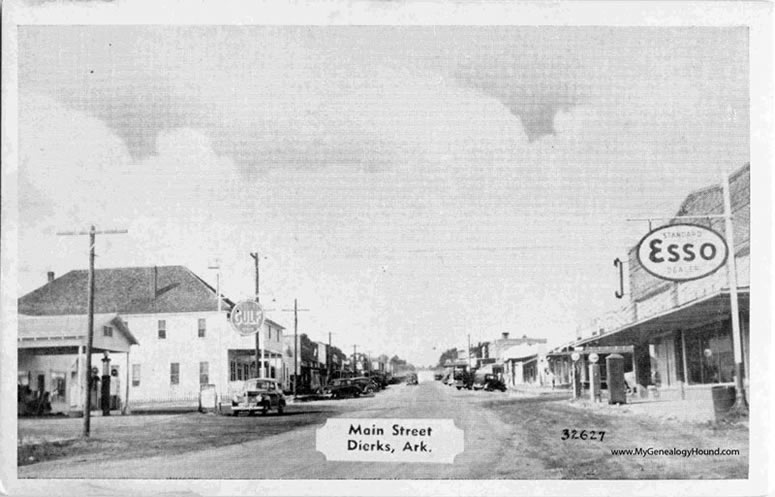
<box><xmin>711</xmin><ymin>385</ymin><xmax>736</xmax><ymax>420</ymax></box>
<box><xmin>606</xmin><ymin>354</ymin><xmax>626</xmax><ymax>405</ymax></box>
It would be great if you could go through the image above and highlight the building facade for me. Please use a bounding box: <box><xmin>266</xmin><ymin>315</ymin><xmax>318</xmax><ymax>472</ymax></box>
<box><xmin>570</xmin><ymin>164</ymin><xmax>750</xmax><ymax>402</ymax></box>
<box><xmin>18</xmin><ymin>265</ymin><xmax>288</xmax><ymax>411</ymax></box>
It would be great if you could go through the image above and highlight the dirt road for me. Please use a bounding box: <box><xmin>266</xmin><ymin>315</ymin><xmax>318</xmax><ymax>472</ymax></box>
<box><xmin>19</xmin><ymin>381</ymin><xmax>747</xmax><ymax>479</ymax></box>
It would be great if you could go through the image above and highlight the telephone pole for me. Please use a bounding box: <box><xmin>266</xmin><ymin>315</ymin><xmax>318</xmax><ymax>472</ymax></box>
<box><xmin>722</xmin><ymin>172</ymin><xmax>747</xmax><ymax>412</ymax></box>
<box><xmin>281</xmin><ymin>299</ymin><xmax>309</xmax><ymax>398</ymax></box>
<box><xmin>467</xmin><ymin>334</ymin><xmax>472</xmax><ymax>371</ymax></box>
<box><xmin>57</xmin><ymin>225</ymin><xmax>127</xmax><ymax>438</ymax></box>
<box><xmin>328</xmin><ymin>332</ymin><xmax>333</xmax><ymax>381</ymax></box>
<box><xmin>250</xmin><ymin>252</ymin><xmax>262</xmax><ymax>377</ymax></box>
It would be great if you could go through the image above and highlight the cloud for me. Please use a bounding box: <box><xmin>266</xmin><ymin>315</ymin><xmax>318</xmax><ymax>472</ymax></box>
<box><xmin>16</xmin><ymin>26</ymin><xmax>751</xmax><ymax>364</ymax></box>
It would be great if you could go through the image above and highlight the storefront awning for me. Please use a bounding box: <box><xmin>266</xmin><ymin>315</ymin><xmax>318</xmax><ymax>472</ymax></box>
<box><xmin>18</xmin><ymin>313</ymin><xmax>138</xmax><ymax>353</ymax></box>
<box><xmin>575</xmin><ymin>289</ymin><xmax>749</xmax><ymax>348</ymax></box>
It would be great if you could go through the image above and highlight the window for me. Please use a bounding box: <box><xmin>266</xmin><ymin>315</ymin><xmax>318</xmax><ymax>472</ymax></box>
<box><xmin>230</xmin><ymin>361</ymin><xmax>236</xmax><ymax>381</ymax></box>
<box><xmin>198</xmin><ymin>318</ymin><xmax>206</xmax><ymax>338</ymax></box>
<box><xmin>132</xmin><ymin>364</ymin><xmax>141</xmax><ymax>387</ymax></box>
<box><xmin>170</xmin><ymin>363</ymin><xmax>179</xmax><ymax>385</ymax></box>
<box><xmin>685</xmin><ymin>322</ymin><xmax>735</xmax><ymax>385</ymax></box>
<box><xmin>158</xmin><ymin>320</ymin><xmax>166</xmax><ymax>339</ymax></box>
<box><xmin>200</xmin><ymin>362</ymin><xmax>209</xmax><ymax>385</ymax></box>
<box><xmin>103</xmin><ymin>326</ymin><xmax>113</xmax><ymax>337</ymax></box>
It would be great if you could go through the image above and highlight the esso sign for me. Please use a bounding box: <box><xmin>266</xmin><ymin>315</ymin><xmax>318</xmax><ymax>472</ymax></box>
<box><xmin>588</xmin><ymin>353</ymin><xmax>599</xmax><ymax>364</ymax></box>
<box><xmin>571</xmin><ymin>352</ymin><xmax>581</xmax><ymax>362</ymax></box>
<box><xmin>637</xmin><ymin>224</ymin><xmax>728</xmax><ymax>282</ymax></box>
<box><xmin>229</xmin><ymin>300</ymin><xmax>265</xmax><ymax>336</ymax></box>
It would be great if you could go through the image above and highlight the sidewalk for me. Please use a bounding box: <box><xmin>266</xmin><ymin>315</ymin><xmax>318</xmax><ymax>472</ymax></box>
<box><xmin>506</xmin><ymin>384</ymin><xmax>570</xmax><ymax>398</ymax></box>
<box><xmin>567</xmin><ymin>395</ymin><xmax>722</xmax><ymax>424</ymax></box>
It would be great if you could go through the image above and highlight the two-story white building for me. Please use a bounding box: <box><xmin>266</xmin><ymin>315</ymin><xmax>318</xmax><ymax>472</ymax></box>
<box><xmin>18</xmin><ymin>265</ymin><xmax>287</xmax><ymax>412</ymax></box>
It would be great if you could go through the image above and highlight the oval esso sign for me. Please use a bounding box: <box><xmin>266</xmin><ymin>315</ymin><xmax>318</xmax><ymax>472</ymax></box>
<box><xmin>229</xmin><ymin>300</ymin><xmax>265</xmax><ymax>336</ymax></box>
<box><xmin>637</xmin><ymin>224</ymin><xmax>728</xmax><ymax>282</ymax></box>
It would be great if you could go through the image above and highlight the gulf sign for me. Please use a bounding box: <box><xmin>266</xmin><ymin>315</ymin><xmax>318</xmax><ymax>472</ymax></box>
<box><xmin>229</xmin><ymin>300</ymin><xmax>265</xmax><ymax>336</ymax></box>
<box><xmin>637</xmin><ymin>224</ymin><xmax>728</xmax><ymax>282</ymax></box>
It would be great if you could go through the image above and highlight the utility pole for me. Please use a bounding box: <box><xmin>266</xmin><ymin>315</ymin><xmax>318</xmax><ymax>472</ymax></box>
<box><xmin>250</xmin><ymin>252</ymin><xmax>262</xmax><ymax>378</ymax></box>
<box><xmin>328</xmin><ymin>332</ymin><xmax>333</xmax><ymax>382</ymax></box>
<box><xmin>722</xmin><ymin>173</ymin><xmax>747</xmax><ymax>413</ymax></box>
<box><xmin>57</xmin><ymin>225</ymin><xmax>127</xmax><ymax>438</ymax></box>
<box><xmin>467</xmin><ymin>334</ymin><xmax>472</xmax><ymax>371</ymax></box>
<box><xmin>281</xmin><ymin>299</ymin><xmax>309</xmax><ymax>398</ymax></box>
<box><xmin>353</xmin><ymin>345</ymin><xmax>357</xmax><ymax>375</ymax></box>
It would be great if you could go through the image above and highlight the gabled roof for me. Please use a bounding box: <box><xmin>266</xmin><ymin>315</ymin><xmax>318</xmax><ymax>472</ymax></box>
<box><xmin>19</xmin><ymin>266</ymin><xmax>233</xmax><ymax>316</ymax></box>
<box><xmin>18</xmin><ymin>313</ymin><xmax>138</xmax><ymax>352</ymax></box>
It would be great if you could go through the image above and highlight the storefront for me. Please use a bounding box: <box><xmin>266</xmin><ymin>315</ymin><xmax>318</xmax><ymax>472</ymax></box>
<box><xmin>576</xmin><ymin>290</ymin><xmax>749</xmax><ymax>401</ymax></box>
<box><xmin>18</xmin><ymin>313</ymin><xmax>138</xmax><ymax>415</ymax></box>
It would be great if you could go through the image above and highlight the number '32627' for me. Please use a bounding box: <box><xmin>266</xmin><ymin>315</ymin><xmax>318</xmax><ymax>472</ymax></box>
<box><xmin>561</xmin><ymin>429</ymin><xmax>605</xmax><ymax>441</ymax></box>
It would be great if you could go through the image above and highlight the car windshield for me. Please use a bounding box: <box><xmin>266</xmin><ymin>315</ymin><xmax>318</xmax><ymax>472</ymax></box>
<box><xmin>246</xmin><ymin>380</ymin><xmax>276</xmax><ymax>391</ymax></box>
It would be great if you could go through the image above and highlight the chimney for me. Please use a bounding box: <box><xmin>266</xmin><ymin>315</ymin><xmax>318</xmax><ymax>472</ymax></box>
<box><xmin>149</xmin><ymin>266</ymin><xmax>158</xmax><ymax>299</ymax></box>
<box><xmin>47</xmin><ymin>271</ymin><xmax>55</xmax><ymax>283</ymax></box>
<box><xmin>502</xmin><ymin>332</ymin><xmax>509</xmax><ymax>340</ymax></box>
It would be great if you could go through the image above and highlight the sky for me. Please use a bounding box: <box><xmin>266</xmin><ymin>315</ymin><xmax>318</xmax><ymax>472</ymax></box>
<box><xmin>15</xmin><ymin>26</ymin><xmax>749</xmax><ymax>367</ymax></box>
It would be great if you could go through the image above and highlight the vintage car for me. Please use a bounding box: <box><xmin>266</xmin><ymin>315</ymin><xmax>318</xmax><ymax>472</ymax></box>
<box><xmin>351</xmin><ymin>376</ymin><xmax>377</xmax><ymax>394</ymax></box>
<box><xmin>325</xmin><ymin>378</ymin><xmax>365</xmax><ymax>399</ymax></box>
<box><xmin>454</xmin><ymin>370</ymin><xmax>473</xmax><ymax>390</ymax></box>
<box><xmin>482</xmin><ymin>374</ymin><xmax>507</xmax><ymax>392</ymax></box>
<box><xmin>406</xmin><ymin>373</ymin><xmax>418</xmax><ymax>385</ymax></box>
<box><xmin>230</xmin><ymin>378</ymin><xmax>286</xmax><ymax>416</ymax></box>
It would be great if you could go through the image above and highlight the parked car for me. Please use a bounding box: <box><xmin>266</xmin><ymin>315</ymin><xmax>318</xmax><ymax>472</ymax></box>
<box><xmin>230</xmin><ymin>378</ymin><xmax>286</xmax><ymax>416</ymax></box>
<box><xmin>406</xmin><ymin>373</ymin><xmax>418</xmax><ymax>385</ymax></box>
<box><xmin>454</xmin><ymin>370</ymin><xmax>473</xmax><ymax>390</ymax></box>
<box><xmin>325</xmin><ymin>378</ymin><xmax>365</xmax><ymax>399</ymax></box>
<box><xmin>483</xmin><ymin>374</ymin><xmax>507</xmax><ymax>392</ymax></box>
<box><xmin>351</xmin><ymin>376</ymin><xmax>377</xmax><ymax>394</ymax></box>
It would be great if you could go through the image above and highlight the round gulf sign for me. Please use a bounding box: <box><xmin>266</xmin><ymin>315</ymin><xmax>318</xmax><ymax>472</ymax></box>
<box><xmin>637</xmin><ymin>223</ymin><xmax>728</xmax><ymax>282</ymax></box>
<box><xmin>589</xmin><ymin>353</ymin><xmax>599</xmax><ymax>363</ymax></box>
<box><xmin>571</xmin><ymin>352</ymin><xmax>580</xmax><ymax>362</ymax></box>
<box><xmin>229</xmin><ymin>300</ymin><xmax>265</xmax><ymax>336</ymax></box>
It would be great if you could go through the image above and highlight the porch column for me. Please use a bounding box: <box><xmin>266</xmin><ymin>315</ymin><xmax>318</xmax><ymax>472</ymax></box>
<box><xmin>122</xmin><ymin>351</ymin><xmax>130</xmax><ymax>415</ymax></box>
<box><xmin>77</xmin><ymin>345</ymin><xmax>85</xmax><ymax>410</ymax></box>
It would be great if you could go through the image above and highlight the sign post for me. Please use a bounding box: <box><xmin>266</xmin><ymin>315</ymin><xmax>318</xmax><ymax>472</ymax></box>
<box><xmin>588</xmin><ymin>353</ymin><xmax>601</xmax><ymax>403</ymax></box>
<box><xmin>571</xmin><ymin>352</ymin><xmax>581</xmax><ymax>400</ymax></box>
<box><xmin>721</xmin><ymin>173</ymin><xmax>747</xmax><ymax>413</ymax></box>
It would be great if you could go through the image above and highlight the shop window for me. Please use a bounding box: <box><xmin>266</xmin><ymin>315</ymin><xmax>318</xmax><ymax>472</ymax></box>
<box><xmin>158</xmin><ymin>320</ymin><xmax>166</xmax><ymax>339</ymax></box>
<box><xmin>230</xmin><ymin>361</ymin><xmax>236</xmax><ymax>381</ymax></box>
<box><xmin>132</xmin><ymin>364</ymin><xmax>141</xmax><ymax>387</ymax></box>
<box><xmin>684</xmin><ymin>322</ymin><xmax>735</xmax><ymax>385</ymax></box>
<box><xmin>198</xmin><ymin>318</ymin><xmax>206</xmax><ymax>338</ymax></box>
<box><xmin>170</xmin><ymin>363</ymin><xmax>180</xmax><ymax>385</ymax></box>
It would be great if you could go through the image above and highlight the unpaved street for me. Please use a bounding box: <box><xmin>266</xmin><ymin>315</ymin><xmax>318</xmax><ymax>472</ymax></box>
<box><xmin>19</xmin><ymin>381</ymin><xmax>747</xmax><ymax>479</ymax></box>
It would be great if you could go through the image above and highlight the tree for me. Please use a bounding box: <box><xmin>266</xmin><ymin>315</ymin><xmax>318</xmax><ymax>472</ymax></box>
<box><xmin>437</xmin><ymin>348</ymin><xmax>458</xmax><ymax>367</ymax></box>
